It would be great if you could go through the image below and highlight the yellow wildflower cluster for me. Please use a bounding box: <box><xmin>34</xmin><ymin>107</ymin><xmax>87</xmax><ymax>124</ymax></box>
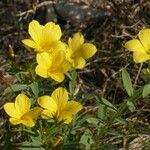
<box><xmin>4</xmin><ymin>20</ymin><xmax>97</xmax><ymax>128</ymax></box>
<box><xmin>22</xmin><ymin>20</ymin><xmax>97</xmax><ymax>82</ymax></box>
<box><xmin>4</xmin><ymin>87</ymin><xmax>82</xmax><ymax>127</ymax></box>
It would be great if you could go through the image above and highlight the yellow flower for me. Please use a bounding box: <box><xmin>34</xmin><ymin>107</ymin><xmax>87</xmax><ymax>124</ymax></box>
<box><xmin>35</xmin><ymin>51</ymin><xmax>71</xmax><ymax>82</ymax></box>
<box><xmin>125</xmin><ymin>29</ymin><xmax>150</xmax><ymax>63</ymax></box>
<box><xmin>66</xmin><ymin>32</ymin><xmax>97</xmax><ymax>69</ymax></box>
<box><xmin>37</xmin><ymin>96</ymin><xmax>57</xmax><ymax>119</ymax></box>
<box><xmin>38</xmin><ymin>87</ymin><xmax>83</xmax><ymax>124</ymax></box>
<box><xmin>22</xmin><ymin>20</ymin><xmax>65</xmax><ymax>53</ymax></box>
<box><xmin>4</xmin><ymin>93</ymin><xmax>42</xmax><ymax>127</ymax></box>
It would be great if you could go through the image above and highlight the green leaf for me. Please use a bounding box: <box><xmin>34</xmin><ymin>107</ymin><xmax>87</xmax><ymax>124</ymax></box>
<box><xmin>4</xmin><ymin>84</ymin><xmax>28</xmax><ymax>94</ymax></box>
<box><xmin>29</xmin><ymin>82</ymin><xmax>39</xmax><ymax>98</ymax></box>
<box><xmin>127</xmin><ymin>101</ymin><xmax>136</xmax><ymax>112</ymax></box>
<box><xmin>19</xmin><ymin>143</ymin><xmax>44</xmax><ymax>150</ymax></box>
<box><xmin>96</xmin><ymin>96</ymin><xmax>117</xmax><ymax>111</ymax></box>
<box><xmin>98</xmin><ymin>104</ymin><xmax>107</xmax><ymax>124</ymax></box>
<box><xmin>142</xmin><ymin>84</ymin><xmax>150</xmax><ymax>98</ymax></box>
<box><xmin>99</xmin><ymin>144</ymin><xmax>118</xmax><ymax>150</ymax></box>
<box><xmin>20</xmin><ymin>135</ymin><xmax>44</xmax><ymax>150</ymax></box>
<box><xmin>79</xmin><ymin>129</ymin><xmax>94</xmax><ymax>150</ymax></box>
<box><xmin>122</xmin><ymin>68</ymin><xmax>133</xmax><ymax>97</ymax></box>
<box><xmin>86</xmin><ymin>117</ymin><xmax>99</xmax><ymax>126</ymax></box>
<box><xmin>116</xmin><ymin>118</ymin><xmax>128</xmax><ymax>125</ymax></box>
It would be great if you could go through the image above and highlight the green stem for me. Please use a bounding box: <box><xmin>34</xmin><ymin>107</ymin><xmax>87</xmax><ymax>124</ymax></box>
<box><xmin>98</xmin><ymin>86</ymin><xmax>143</xmax><ymax>138</ymax></box>
<box><xmin>69</xmin><ymin>70</ymin><xmax>77</xmax><ymax>98</ymax></box>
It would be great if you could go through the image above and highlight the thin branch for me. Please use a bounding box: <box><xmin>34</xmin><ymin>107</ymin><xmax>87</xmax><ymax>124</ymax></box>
<box><xmin>16</xmin><ymin>1</ymin><xmax>56</xmax><ymax>17</ymax></box>
<box><xmin>134</xmin><ymin>63</ymin><xmax>143</xmax><ymax>87</ymax></box>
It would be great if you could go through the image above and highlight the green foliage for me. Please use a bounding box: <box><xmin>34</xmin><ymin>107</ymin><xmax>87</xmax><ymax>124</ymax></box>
<box><xmin>121</xmin><ymin>68</ymin><xmax>134</xmax><ymax>97</ymax></box>
<box><xmin>79</xmin><ymin>129</ymin><xmax>94</xmax><ymax>150</ymax></box>
<box><xmin>142</xmin><ymin>84</ymin><xmax>150</xmax><ymax>98</ymax></box>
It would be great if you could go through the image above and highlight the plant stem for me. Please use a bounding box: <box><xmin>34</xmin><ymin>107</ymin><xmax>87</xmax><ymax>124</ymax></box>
<box><xmin>97</xmin><ymin>86</ymin><xmax>143</xmax><ymax>139</ymax></box>
<box><xmin>69</xmin><ymin>69</ymin><xmax>77</xmax><ymax>98</ymax></box>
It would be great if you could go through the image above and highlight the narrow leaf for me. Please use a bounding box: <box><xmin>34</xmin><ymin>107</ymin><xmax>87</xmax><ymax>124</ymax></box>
<box><xmin>4</xmin><ymin>84</ymin><xmax>28</xmax><ymax>94</ymax></box>
<box><xmin>98</xmin><ymin>104</ymin><xmax>107</xmax><ymax>124</ymax></box>
<box><xmin>29</xmin><ymin>82</ymin><xmax>39</xmax><ymax>98</ymax></box>
<box><xmin>122</xmin><ymin>68</ymin><xmax>133</xmax><ymax>96</ymax></box>
<box><xmin>79</xmin><ymin>129</ymin><xmax>94</xmax><ymax>150</ymax></box>
<box><xmin>86</xmin><ymin>117</ymin><xmax>99</xmax><ymax>126</ymax></box>
<box><xmin>142</xmin><ymin>84</ymin><xmax>150</xmax><ymax>98</ymax></box>
<box><xmin>96</xmin><ymin>97</ymin><xmax>117</xmax><ymax>111</ymax></box>
<box><xmin>127</xmin><ymin>101</ymin><xmax>136</xmax><ymax>112</ymax></box>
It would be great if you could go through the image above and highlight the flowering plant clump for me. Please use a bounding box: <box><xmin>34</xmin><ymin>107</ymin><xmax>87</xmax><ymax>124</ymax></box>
<box><xmin>22</xmin><ymin>20</ymin><xmax>97</xmax><ymax>82</ymax></box>
<box><xmin>3</xmin><ymin>19</ymin><xmax>98</xmax><ymax>149</ymax></box>
<box><xmin>3</xmin><ymin>18</ymin><xmax>150</xmax><ymax>149</ymax></box>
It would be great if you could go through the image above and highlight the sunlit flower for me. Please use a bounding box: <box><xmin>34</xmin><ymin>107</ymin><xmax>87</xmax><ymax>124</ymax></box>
<box><xmin>22</xmin><ymin>20</ymin><xmax>65</xmax><ymax>53</ymax></box>
<box><xmin>37</xmin><ymin>95</ymin><xmax>57</xmax><ymax>119</ymax></box>
<box><xmin>4</xmin><ymin>93</ymin><xmax>42</xmax><ymax>127</ymax></box>
<box><xmin>35</xmin><ymin>51</ymin><xmax>71</xmax><ymax>82</ymax></box>
<box><xmin>66</xmin><ymin>32</ymin><xmax>97</xmax><ymax>69</ymax></box>
<box><xmin>38</xmin><ymin>87</ymin><xmax>83</xmax><ymax>124</ymax></box>
<box><xmin>125</xmin><ymin>28</ymin><xmax>150</xmax><ymax>63</ymax></box>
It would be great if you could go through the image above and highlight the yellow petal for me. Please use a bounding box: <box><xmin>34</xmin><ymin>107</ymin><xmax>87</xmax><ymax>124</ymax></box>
<box><xmin>20</xmin><ymin>107</ymin><xmax>42</xmax><ymax>127</ymax></box>
<box><xmin>60</xmin><ymin>60</ymin><xmax>71</xmax><ymax>73</ymax></box>
<box><xmin>51</xmin><ymin>51</ymin><xmax>65</xmax><ymax>67</ymax></box>
<box><xmin>23</xmin><ymin>107</ymin><xmax>42</xmax><ymax>119</ymax></box>
<box><xmin>68</xmin><ymin>32</ymin><xmax>84</xmax><ymax>52</ymax></box>
<box><xmin>15</xmin><ymin>94</ymin><xmax>31</xmax><ymax>116</ymax></box>
<box><xmin>9</xmin><ymin>118</ymin><xmax>22</xmax><ymax>125</ymax></box>
<box><xmin>63</xmin><ymin>101</ymin><xmax>82</xmax><ymax>115</ymax></box>
<box><xmin>36</xmin><ymin>52</ymin><xmax>52</xmax><ymax>68</ymax></box>
<box><xmin>21</xmin><ymin>118</ymin><xmax>36</xmax><ymax>127</ymax></box>
<box><xmin>41</xmin><ymin>110</ymin><xmax>55</xmax><ymax>119</ymax></box>
<box><xmin>48</xmin><ymin>72</ymin><xmax>65</xmax><ymax>82</ymax></box>
<box><xmin>138</xmin><ymin>29</ymin><xmax>150</xmax><ymax>52</ymax></box>
<box><xmin>58</xmin><ymin>101</ymin><xmax>82</xmax><ymax>124</ymax></box>
<box><xmin>80</xmin><ymin>43</ymin><xmax>97</xmax><ymax>59</ymax></box>
<box><xmin>4</xmin><ymin>103</ymin><xmax>21</xmax><ymax>118</ymax></box>
<box><xmin>35</xmin><ymin>65</ymin><xmax>49</xmax><ymax>78</ymax></box>
<box><xmin>38</xmin><ymin>96</ymin><xmax>57</xmax><ymax>112</ymax></box>
<box><xmin>133</xmin><ymin>52</ymin><xmax>150</xmax><ymax>63</ymax></box>
<box><xmin>44</xmin><ymin>22</ymin><xmax>62</xmax><ymax>41</ymax></box>
<box><xmin>50</xmin><ymin>51</ymin><xmax>71</xmax><ymax>73</ymax></box>
<box><xmin>47</xmin><ymin>41</ymin><xmax>66</xmax><ymax>54</ymax></box>
<box><xmin>73</xmin><ymin>57</ymin><xmax>86</xmax><ymax>69</ymax></box>
<box><xmin>63</xmin><ymin>117</ymin><xmax>72</xmax><ymax>124</ymax></box>
<box><xmin>45</xmin><ymin>51</ymin><xmax>70</xmax><ymax>82</ymax></box>
<box><xmin>51</xmin><ymin>87</ymin><xmax>68</xmax><ymax>111</ymax></box>
<box><xmin>28</xmin><ymin>20</ymin><xmax>43</xmax><ymax>43</ymax></box>
<box><xmin>125</xmin><ymin>39</ymin><xmax>145</xmax><ymax>53</ymax></box>
<box><xmin>22</xmin><ymin>39</ymin><xmax>36</xmax><ymax>49</ymax></box>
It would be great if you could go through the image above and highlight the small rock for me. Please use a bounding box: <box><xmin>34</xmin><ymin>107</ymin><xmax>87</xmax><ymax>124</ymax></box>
<box><xmin>54</xmin><ymin>1</ymin><xmax>109</xmax><ymax>26</ymax></box>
